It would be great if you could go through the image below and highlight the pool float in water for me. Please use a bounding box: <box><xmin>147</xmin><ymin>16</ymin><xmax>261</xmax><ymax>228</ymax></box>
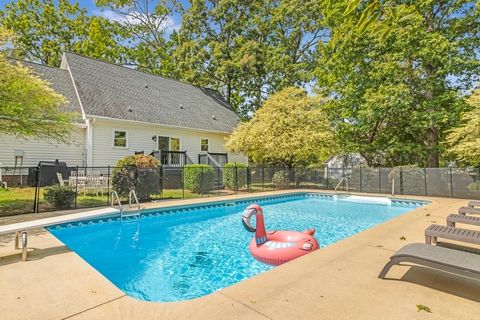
<box><xmin>242</xmin><ymin>204</ymin><xmax>319</xmax><ymax>266</ymax></box>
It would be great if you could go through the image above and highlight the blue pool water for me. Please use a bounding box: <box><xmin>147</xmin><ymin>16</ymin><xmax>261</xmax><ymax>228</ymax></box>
<box><xmin>48</xmin><ymin>194</ymin><xmax>425</xmax><ymax>302</ymax></box>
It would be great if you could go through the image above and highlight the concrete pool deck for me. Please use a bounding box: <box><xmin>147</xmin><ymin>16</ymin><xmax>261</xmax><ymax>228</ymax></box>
<box><xmin>0</xmin><ymin>190</ymin><xmax>479</xmax><ymax>320</ymax></box>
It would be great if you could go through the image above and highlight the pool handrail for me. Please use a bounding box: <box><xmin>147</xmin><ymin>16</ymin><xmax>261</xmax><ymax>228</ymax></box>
<box><xmin>0</xmin><ymin>207</ymin><xmax>120</xmax><ymax>261</ymax></box>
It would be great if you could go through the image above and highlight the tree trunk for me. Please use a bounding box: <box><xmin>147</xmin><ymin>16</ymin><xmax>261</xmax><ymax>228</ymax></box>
<box><xmin>426</xmin><ymin>127</ymin><xmax>439</xmax><ymax>167</ymax></box>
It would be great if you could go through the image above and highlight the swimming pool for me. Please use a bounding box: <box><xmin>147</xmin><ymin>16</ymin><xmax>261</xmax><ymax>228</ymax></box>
<box><xmin>48</xmin><ymin>193</ymin><xmax>426</xmax><ymax>302</ymax></box>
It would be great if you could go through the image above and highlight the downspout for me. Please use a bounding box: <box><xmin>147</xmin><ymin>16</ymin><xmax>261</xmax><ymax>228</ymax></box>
<box><xmin>86</xmin><ymin>118</ymin><xmax>95</xmax><ymax>166</ymax></box>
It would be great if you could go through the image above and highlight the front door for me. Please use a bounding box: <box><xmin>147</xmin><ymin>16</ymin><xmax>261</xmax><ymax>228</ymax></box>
<box><xmin>157</xmin><ymin>136</ymin><xmax>181</xmax><ymax>165</ymax></box>
<box><xmin>158</xmin><ymin>136</ymin><xmax>170</xmax><ymax>165</ymax></box>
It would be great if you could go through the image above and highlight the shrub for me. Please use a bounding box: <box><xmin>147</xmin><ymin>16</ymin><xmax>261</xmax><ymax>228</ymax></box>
<box><xmin>112</xmin><ymin>154</ymin><xmax>160</xmax><ymax>200</ymax></box>
<box><xmin>223</xmin><ymin>163</ymin><xmax>248</xmax><ymax>190</ymax></box>
<box><xmin>272</xmin><ymin>170</ymin><xmax>292</xmax><ymax>189</ymax></box>
<box><xmin>183</xmin><ymin>164</ymin><xmax>215</xmax><ymax>193</ymax></box>
<box><xmin>44</xmin><ymin>184</ymin><xmax>76</xmax><ymax>209</ymax></box>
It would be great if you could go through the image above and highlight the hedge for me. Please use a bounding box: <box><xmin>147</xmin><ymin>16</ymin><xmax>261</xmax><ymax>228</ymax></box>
<box><xmin>112</xmin><ymin>154</ymin><xmax>161</xmax><ymax>200</ymax></box>
<box><xmin>183</xmin><ymin>164</ymin><xmax>215</xmax><ymax>193</ymax></box>
<box><xmin>223</xmin><ymin>163</ymin><xmax>248</xmax><ymax>190</ymax></box>
<box><xmin>44</xmin><ymin>184</ymin><xmax>76</xmax><ymax>209</ymax></box>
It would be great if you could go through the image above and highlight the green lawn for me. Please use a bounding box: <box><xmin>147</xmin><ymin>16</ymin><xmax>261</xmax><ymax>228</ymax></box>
<box><xmin>0</xmin><ymin>187</ymin><xmax>109</xmax><ymax>216</ymax></box>
<box><xmin>0</xmin><ymin>186</ymin><xmax>246</xmax><ymax>217</ymax></box>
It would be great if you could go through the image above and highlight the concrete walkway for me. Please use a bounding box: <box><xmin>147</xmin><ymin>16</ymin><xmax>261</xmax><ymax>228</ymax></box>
<box><xmin>0</xmin><ymin>190</ymin><xmax>479</xmax><ymax>320</ymax></box>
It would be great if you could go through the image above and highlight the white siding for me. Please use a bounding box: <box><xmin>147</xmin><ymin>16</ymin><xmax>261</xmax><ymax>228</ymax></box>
<box><xmin>89</xmin><ymin>118</ymin><xmax>247</xmax><ymax>167</ymax></box>
<box><xmin>0</xmin><ymin>127</ymin><xmax>86</xmax><ymax>167</ymax></box>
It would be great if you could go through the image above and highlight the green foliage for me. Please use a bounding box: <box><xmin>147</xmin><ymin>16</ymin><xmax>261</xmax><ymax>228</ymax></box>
<box><xmin>174</xmin><ymin>0</ymin><xmax>323</xmax><ymax>117</ymax></box>
<box><xmin>95</xmin><ymin>0</ymin><xmax>181</xmax><ymax>77</ymax></box>
<box><xmin>183</xmin><ymin>164</ymin><xmax>215</xmax><ymax>194</ymax></box>
<box><xmin>223</xmin><ymin>163</ymin><xmax>248</xmax><ymax>190</ymax></box>
<box><xmin>226</xmin><ymin>87</ymin><xmax>336</xmax><ymax>166</ymax></box>
<box><xmin>0</xmin><ymin>28</ymin><xmax>74</xmax><ymax>142</ymax></box>
<box><xmin>44</xmin><ymin>184</ymin><xmax>76</xmax><ymax>209</ymax></box>
<box><xmin>0</xmin><ymin>0</ymin><xmax>129</xmax><ymax>67</ymax></box>
<box><xmin>446</xmin><ymin>89</ymin><xmax>480</xmax><ymax>167</ymax></box>
<box><xmin>316</xmin><ymin>1</ymin><xmax>480</xmax><ymax>167</ymax></box>
<box><xmin>112</xmin><ymin>155</ymin><xmax>160</xmax><ymax>200</ymax></box>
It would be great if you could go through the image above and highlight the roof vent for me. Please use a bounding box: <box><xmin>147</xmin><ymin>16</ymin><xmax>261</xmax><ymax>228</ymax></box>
<box><xmin>212</xmin><ymin>114</ymin><xmax>216</xmax><ymax>120</ymax></box>
<box><xmin>128</xmin><ymin>106</ymin><xmax>133</xmax><ymax>112</ymax></box>
<box><xmin>145</xmin><ymin>83</ymin><xmax>149</xmax><ymax>88</ymax></box>
<box><xmin>180</xmin><ymin>104</ymin><xmax>184</xmax><ymax>109</ymax></box>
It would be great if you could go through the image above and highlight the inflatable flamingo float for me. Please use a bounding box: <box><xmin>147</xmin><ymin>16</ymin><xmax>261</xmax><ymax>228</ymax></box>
<box><xmin>242</xmin><ymin>204</ymin><xmax>319</xmax><ymax>266</ymax></box>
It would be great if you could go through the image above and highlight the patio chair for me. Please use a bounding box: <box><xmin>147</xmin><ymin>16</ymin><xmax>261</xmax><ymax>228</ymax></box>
<box><xmin>378</xmin><ymin>243</ymin><xmax>480</xmax><ymax>280</ymax></box>
<box><xmin>56</xmin><ymin>172</ymin><xmax>65</xmax><ymax>187</ymax></box>
<box><xmin>468</xmin><ymin>200</ymin><xmax>480</xmax><ymax>208</ymax></box>
<box><xmin>447</xmin><ymin>214</ymin><xmax>480</xmax><ymax>228</ymax></box>
<box><xmin>425</xmin><ymin>224</ymin><xmax>480</xmax><ymax>246</ymax></box>
<box><xmin>458</xmin><ymin>206</ymin><xmax>480</xmax><ymax>215</ymax></box>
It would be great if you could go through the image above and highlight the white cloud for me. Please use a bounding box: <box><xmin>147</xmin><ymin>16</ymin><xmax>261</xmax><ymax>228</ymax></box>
<box><xmin>94</xmin><ymin>9</ymin><xmax>179</xmax><ymax>33</ymax></box>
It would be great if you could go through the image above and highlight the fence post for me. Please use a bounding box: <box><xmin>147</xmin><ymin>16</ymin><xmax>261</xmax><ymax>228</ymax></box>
<box><xmin>424</xmin><ymin>168</ymin><xmax>428</xmax><ymax>196</ymax></box>
<box><xmin>234</xmin><ymin>163</ymin><xmax>238</xmax><ymax>193</ymax></box>
<box><xmin>261</xmin><ymin>166</ymin><xmax>264</xmax><ymax>192</ymax></box>
<box><xmin>200</xmin><ymin>167</ymin><xmax>204</xmax><ymax>197</ymax></box>
<box><xmin>217</xmin><ymin>166</ymin><xmax>220</xmax><ymax>195</ymax></box>
<box><xmin>181</xmin><ymin>166</ymin><xmax>185</xmax><ymax>199</ymax></box>
<box><xmin>400</xmin><ymin>168</ymin><xmax>404</xmax><ymax>195</ymax></box>
<box><xmin>378</xmin><ymin>168</ymin><xmax>381</xmax><ymax>194</ymax></box>
<box><xmin>326</xmin><ymin>167</ymin><xmax>330</xmax><ymax>190</ymax></box>
<box><xmin>107</xmin><ymin>166</ymin><xmax>111</xmax><ymax>206</ymax></box>
<box><xmin>247</xmin><ymin>166</ymin><xmax>251</xmax><ymax>192</ymax></box>
<box><xmin>33</xmin><ymin>166</ymin><xmax>40</xmax><ymax>213</ymax></box>
<box><xmin>449</xmin><ymin>167</ymin><xmax>453</xmax><ymax>198</ymax></box>
<box><xmin>135</xmin><ymin>166</ymin><xmax>138</xmax><ymax>192</ymax></box>
<box><xmin>360</xmin><ymin>167</ymin><xmax>363</xmax><ymax>192</ymax></box>
<box><xmin>74</xmin><ymin>166</ymin><xmax>79</xmax><ymax>208</ymax></box>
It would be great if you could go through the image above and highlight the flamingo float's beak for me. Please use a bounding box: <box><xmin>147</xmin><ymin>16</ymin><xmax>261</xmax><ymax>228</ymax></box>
<box><xmin>303</xmin><ymin>229</ymin><xmax>316</xmax><ymax>236</ymax></box>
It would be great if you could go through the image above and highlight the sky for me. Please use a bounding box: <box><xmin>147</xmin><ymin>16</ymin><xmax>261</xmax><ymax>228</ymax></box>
<box><xmin>0</xmin><ymin>0</ymin><xmax>187</xmax><ymax>33</ymax></box>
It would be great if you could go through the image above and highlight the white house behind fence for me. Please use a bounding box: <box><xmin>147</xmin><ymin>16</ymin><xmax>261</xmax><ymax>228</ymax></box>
<box><xmin>0</xmin><ymin>52</ymin><xmax>247</xmax><ymax>169</ymax></box>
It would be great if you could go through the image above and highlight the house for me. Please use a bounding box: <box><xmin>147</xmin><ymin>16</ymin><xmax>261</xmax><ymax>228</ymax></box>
<box><xmin>0</xmin><ymin>52</ymin><xmax>247</xmax><ymax>170</ymax></box>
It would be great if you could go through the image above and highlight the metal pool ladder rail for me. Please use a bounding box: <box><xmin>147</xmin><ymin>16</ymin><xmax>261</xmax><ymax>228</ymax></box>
<box><xmin>111</xmin><ymin>190</ymin><xmax>122</xmax><ymax>213</ymax></box>
<box><xmin>122</xmin><ymin>189</ymin><xmax>141</xmax><ymax>219</ymax></box>
<box><xmin>335</xmin><ymin>177</ymin><xmax>349</xmax><ymax>192</ymax></box>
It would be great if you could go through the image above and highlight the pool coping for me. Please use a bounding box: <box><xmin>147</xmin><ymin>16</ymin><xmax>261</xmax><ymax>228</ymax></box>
<box><xmin>1</xmin><ymin>189</ymin><xmax>479</xmax><ymax>320</ymax></box>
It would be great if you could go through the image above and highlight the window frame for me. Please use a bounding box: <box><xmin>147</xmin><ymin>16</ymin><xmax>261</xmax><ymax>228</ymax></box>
<box><xmin>200</xmin><ymin>138</ymin><xmax>209</xmax><ymax>152</ymax></box>
<box><xmin>157</xmin><ymin>135</ymin><xmax>182</xmax><ymax>151</ymax></box>
<box><xmin>113</xmin><ymin>129</ymin><xmax>128</xmax><ymax>148</ymax></box>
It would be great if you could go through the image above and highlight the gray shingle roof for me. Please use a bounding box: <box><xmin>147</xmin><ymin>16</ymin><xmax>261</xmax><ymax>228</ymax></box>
<box><xmin>64</xmin><ymin>52</ymin><xmax>240</xmax><ymax>133</ymax></box>
<box><xmin>21</xmin><ymin>61</ymin><xmax>82</xmax><ymax>116</ymax></box>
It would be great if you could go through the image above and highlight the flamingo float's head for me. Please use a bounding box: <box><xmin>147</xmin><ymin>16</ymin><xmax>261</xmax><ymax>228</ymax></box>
<box><xmin>241</xmin><ymin>204</ymin><xmax>263</xmax><ymax>232</ymax></box>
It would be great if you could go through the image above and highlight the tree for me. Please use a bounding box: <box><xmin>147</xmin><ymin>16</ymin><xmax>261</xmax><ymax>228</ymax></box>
<box><xmin>225</xmin><ymin>87</ymin><xmax>336</xmax><ymax>166</ymax></box>
<box><xmin>174</xmin><ymin>0</ymin><xmax>325</xmax><ymax>117</ymax></box>
<box><xmin>446</xmin><ymin>89</ymin><xmax>480</xmax><ymax>167</ymax></box>
<box><xmin>0</xmin><ymin>28</ymin><xmax>73</xmax><ymax>142</ymax></box>
<box><xmin>95</xmin><ymin>0</ymin><xmax>181</xmax><ymax>76</ymax></box>
<box><xmin>316</xmin><ymin>0</ymin><xmax>480</xmax><ymax>167</ymax></box>
<box><xmin>0</xmin><ymin>0</ymin><xmax>128</xmax><ymax>66</ymax></box>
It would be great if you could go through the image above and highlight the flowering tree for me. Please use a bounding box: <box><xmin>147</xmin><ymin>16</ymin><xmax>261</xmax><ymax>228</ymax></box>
<box><xmin>225</xmin><ymin>87</ymin><xmax>336</xmax><ymax>166</ymax></box>
<box><xmin>446</xmin><ymin>90</ymin><xmax>480</xmax><ymax>167</ymax></box>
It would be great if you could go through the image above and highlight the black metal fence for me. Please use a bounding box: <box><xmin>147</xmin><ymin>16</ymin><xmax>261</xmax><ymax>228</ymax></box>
<box><xmin>0</xmin><ymin>165</ymin><xmax>479</xmax><ymax>216</ymax></box>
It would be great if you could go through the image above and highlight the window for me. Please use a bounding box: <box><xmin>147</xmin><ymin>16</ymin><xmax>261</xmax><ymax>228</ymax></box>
<box><xmin>170</xmin><ymin>137</ymin><xmax>180</xmax><ymax>151</ymax></box>
<box><xmin>114</xmin><ymin>130</ymin><xmax>127</xmax><ymax>147</ymax></box>
<box><xmin>158</xmin><ymin>136</ymin><xmax>180</xmax><ymax>151</ymax></box>
<box><xmin>201</xmin><ymin>138</ymin><xmax>209</xmax><ymax>152</ymax></box>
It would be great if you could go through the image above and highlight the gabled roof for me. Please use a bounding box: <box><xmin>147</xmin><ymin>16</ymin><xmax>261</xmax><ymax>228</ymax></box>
<box><xmin>21</xmin><ymin>61</ymin><xmax>83</xmax><ymax>116</ymax></box>
<box><xmin>63</xmin><ymin>52</ymin><xmax>240</xmax><ymax>133</ymax></box>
